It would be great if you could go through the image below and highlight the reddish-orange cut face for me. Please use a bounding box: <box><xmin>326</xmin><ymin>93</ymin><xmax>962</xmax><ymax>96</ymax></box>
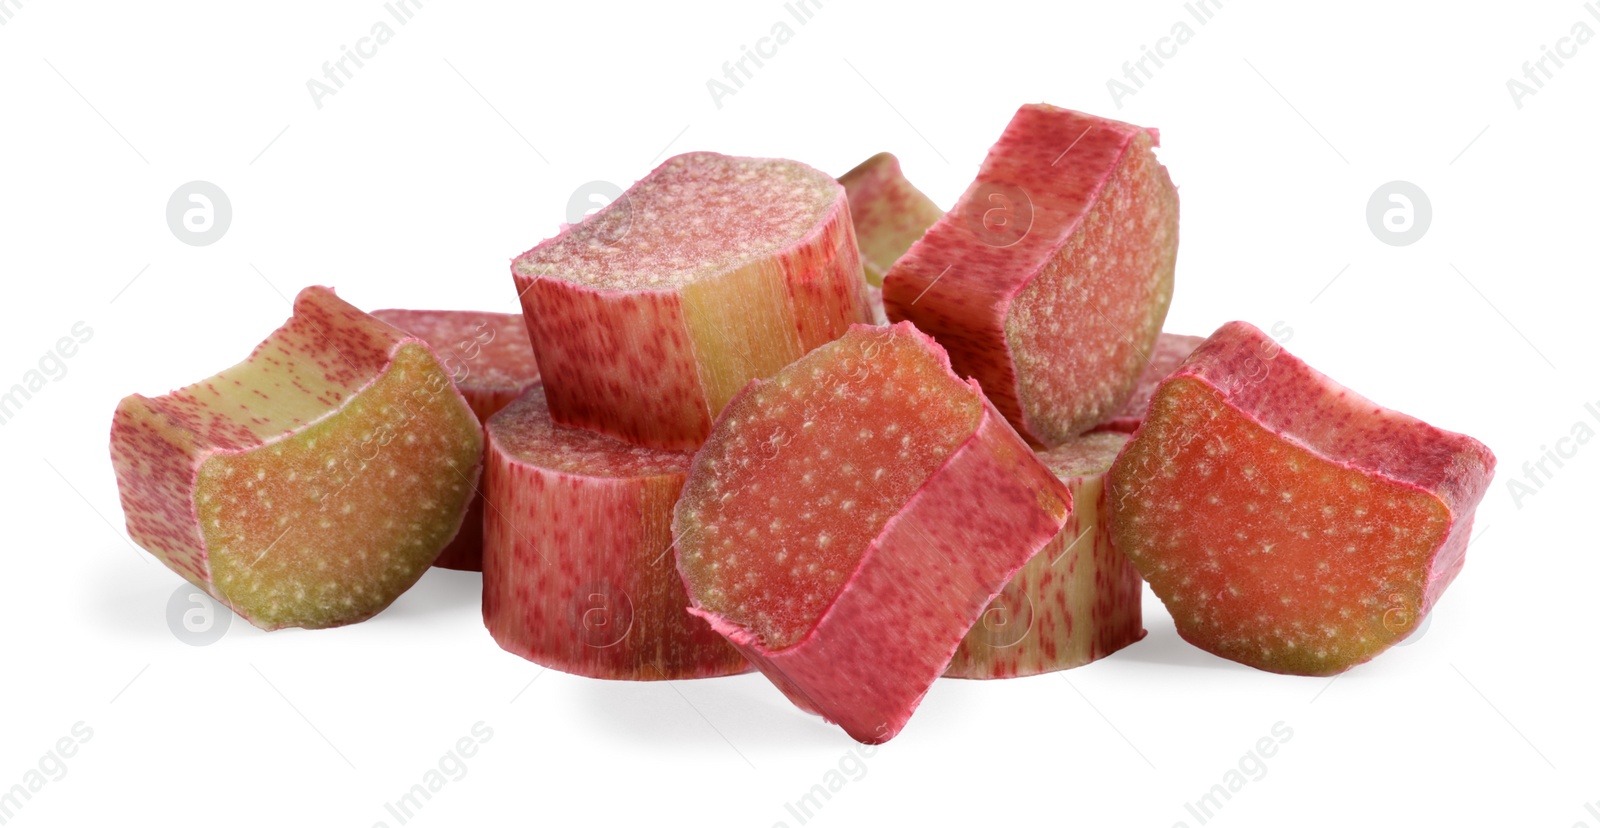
<box><xmin>675</xmin><ymin>324</ymin><xmax>982</xmax><ymax>649</ymax></box>
<box><xmin>1113</xmin><ymin>377</ymin><xmax>1452</xmax><ymax>675</ymax></box>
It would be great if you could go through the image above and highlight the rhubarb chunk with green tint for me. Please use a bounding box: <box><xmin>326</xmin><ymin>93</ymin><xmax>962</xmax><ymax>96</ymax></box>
<box><xmin>884</xmin><ymin>104</ymin><xmax>1179</xmax><ymax>446</ymax></box>
<box><xmin>1091</xmin><ymin>333</ymin><xmax>1204</xmax><ymax>434</ymax></box>
<box><xmin>675</xmin><ymin>322</ymin><xmax>1071</xmax><ymax>743</ymax></box>
<box><xmin>482</xmin><ymin>388</ymin><xmax>748</xmax><ymax>680</ymax></box>
<box><xmin>372</xmin><ymin>309</ymin><xmax>541</xmax><ymax>571</ymax></box>
<box><xmin>1107</xmin><ymin>322</ymin><xmax>1496</xmax><ymax>676</ymax></box>
<box><xmin>838</xmin><ymin>152</ymin><xmax>944</xmax><ymax>287</ymax></box>
<box><xmin>109</xmin><ymin>287</ymin><xmax>483</xmax><ymax>630</ymax></box>
<box><xmin>946</xmin><ymin>431</ymin><xmax>1145</xmax><ymax>679</ymax></box>
<box><xmin>512</xmin><ymin>152</ymin><xmax>873</xmax><ymax>451</ymax></box>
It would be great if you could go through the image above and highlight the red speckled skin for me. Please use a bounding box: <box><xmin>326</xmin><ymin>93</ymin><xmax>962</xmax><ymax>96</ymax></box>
<box><xmin>883</xmin><ymin>104</ymin><xmax>1177</xmax><ymax>446</ymax></box>
<box><xmin>108</xmin><ymin>287</ymin><xmax>482</xmax><ymax>623</ymax></box>
<box><xmin>482</xmin><ymin>389</ymin><xmax>749</xmax><ymax>680</ymax></box>
<box><xmin>1108</xmin><ymin>321</ymin><xmax>1497</xmax><ymax>675</ymax></box>
<box><xmin>837</xmin><ymin>152</ymin><xmax>945</xmax><ymax>286</ymax></box>
<box><xmin>372</xmin><ymin>309</ymin><xmax>541</xmax><ymax>571</ymax></box>
<box><xmin>679</xmin><ymin>325</ymin><xmax>1072</xmax><ymax>743</ymax></box>
<box><xmin>945</xmin><ymin>434</ymin><xmax>1145</xmax><ymax>679</ymax></box>
<box><xmin>513</xmin><ymin>158</ymin><xmax>871</xmax><ymax>452</ymax></box>
<box><xmin>1091</xmin><ymin>333</ymin><xmax>1206</xmax><ymax>434</ymax></box>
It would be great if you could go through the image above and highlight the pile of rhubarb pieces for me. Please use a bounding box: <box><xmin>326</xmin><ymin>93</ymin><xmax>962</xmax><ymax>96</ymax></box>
<box><xmin>109</xmin><ymin>104</ymin><xmax>1495</xmax><ymax>744</ymax></box>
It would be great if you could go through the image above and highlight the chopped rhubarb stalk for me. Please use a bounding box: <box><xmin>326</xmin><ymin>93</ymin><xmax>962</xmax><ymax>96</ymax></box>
<box><xmin>946</xmin><ymin>431</ymin><xmax>1145</xmax><ymax>679</ymax></box>
<box><xmin>1091</xmin><ymin>333</ymin><xmax>1205</xmax><ymax>434</ymax></box>
<box><xmin>482</xmin><ymin>388</ymin><xmax>748</xmax><ymax>680</ymax></box>
<box><xmin>864</xmin><ymin>283</ymin><xmax>888</xmax><ymax>325</ymax></box>
<box><xmin>883</xmin><ymin>104</ymin><xmax>1179</xmax><ymax>446</ymax></box>
<box><xmin>372</xmin><ymin>309</ymin><xmax>541</xmax><ymax>571</ymax></box>
<box><xmin>110</xmin><ymin>287</ymin><xmax>483</xmax><ymax>630</ymax></box>
<box><xmin>838</xmin><ymin>152</ymin><xmax>945</xmax><ymax>286</ymax></box>
<box><xmin>675</xmin><ymin>322</ymin><xmax>1071</xmax><ymax>742</ymax></box>
<box><xmin>512</xmin><ymin>152</ymin><xmax>873</xmax><ymax>451</ymax></box>
<box><xmin>1108</xmin><ymin>322</ymin><xmax>1496</xmax><ymax>676</ymax></box>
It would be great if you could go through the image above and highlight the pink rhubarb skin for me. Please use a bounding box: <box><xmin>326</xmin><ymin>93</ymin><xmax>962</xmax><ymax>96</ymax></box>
<box><xmin>675</xmin><ymin>323</ymin><xmax>1072</xmax><ymax>743</ymax></box>
<box><xmin>883</xmin><ymin>103</ymin><xmax>1179</xmax><ymax>447</ymax></box>
<box><xmin>109</xmin><ymin>287</ymin><xmax>484</xmax><ymax>630</ymax></box>
<box><xmin>837</xmin><ymin>152</ymin><xmax>945</xmax><ymax>287</ymax></box>
<box><xmin>482</xmin><ymin>388</ymin><xmax>748</xmax><ymax>680</ymax></box>
<box><xmin>946</xmin><ymin>432</ymin><xmax>1145</xmax><ymax>679</ymax></box>
<box><xmin>512</xmin><ymin>152</ymin><xmax>873</xmax><ymax>452</ymax></box>
<box><xmin>372</xmin><ymin>309</ymin><xmax>541</xmax><ymax>571</ymax></box>
<box><xmin>1091</xmin><ymin>333</ymin><xmax>1205</xmax><ymax>434</ymax></box>
<box><xmin>864</xmin><ymin>284</ymin><xmax>888</xmax><ymax>325</ymax></box>
<box><xmin>1108</xmin><ymin>322</ymin><xmax>1496</xmax><ymax>675</ymax></box>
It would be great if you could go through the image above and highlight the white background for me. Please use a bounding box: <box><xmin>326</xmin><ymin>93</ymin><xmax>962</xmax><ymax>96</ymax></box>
<box><xmin>1</xmin><ymin>1</ymin><xmax>1595</xmax><ymax>826</ymax></box>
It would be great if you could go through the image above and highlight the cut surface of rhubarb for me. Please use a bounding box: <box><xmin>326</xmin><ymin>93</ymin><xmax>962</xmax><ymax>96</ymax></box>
<box><xmin>838</xmin><ymin>152</ymin><xmax>945</xmax><ymax>286</ymax></box>
<box><xmin>513</xmin><ymin>151</ymin><xmax>872</xmax><ymax>450</ymax></box>
<box><xmin>675</xmin><ymin>322</ymin><xmax>1071</xmax><ymax>742</ymax></box>
<box><xmin>1107</xmin><ymin>322</ymin><xmax>1496</xmax><ymax>675</ymax></box>
<box><xmin>1091</xmin><ymin>332</ymin><xmax>1204</xmax><ymax>434</ymax></box>
<box><xmin>883</xmin><ymin>104</ymin><xmax>1179</xmax><ymax>446</ymax></box>
<box><xmin>110</xmin><ymin>287</ymin><xmax>483</xmax><ymax>630</ymax></box>
<box><xmin>483</xmin><ymin>388</ymin><xmax>747</xmax><ymax>680</ymax></box>
<box><xmin>372</xmin><ymin>309</ymin><xmax>541</xmax><ymax>571</ymax></box>
<box><xmin>946</xmin><ymin>431</ymin><xmax>1145</xmax><ymax>679</ymax></box>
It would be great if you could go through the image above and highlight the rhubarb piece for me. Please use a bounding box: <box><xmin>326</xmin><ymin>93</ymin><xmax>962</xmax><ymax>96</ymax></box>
<box><xmin>1107</xmin><ymin>322</ymin><xmax>1496</xmax><ymax>676</ymax></box>
<box><xmin>675</xmin><ymin>322</ymin><xmax>1072</xmax><ymax>742</ymax></box>
<box><xmin>1091</xmin><ymin>333</ymin><xmax>1205</xmax><ymax>434</ymax></box>
<box><xmin>838</xmin><ymin>152</ymin><xmax>944</xmax><ymax>286</ymax></box>
<box><xmin>883</xmin><ymin>104</ymin><xmax>1179</xmax><ymax>446</ymax></box>
<box><xmin>946</xmin><ymin>431</ymin><xmax>1145</xmax><ymax>679</ymax></box>
<box><xmin>109</xmin><ymin>287</ymin><xmax>483</xmax><ymax>630</ymax></box>
<box><xmin>372</xmin><ymin>309</ymin><xmax>541</xmax><ymax>571</ymax></box>
<box><xmin>482</xmin><ymin>388</ymin><xmax>748</xmax><ymax>679</ymax></box>
<box><xmin>864</xmin><ymin>283</ymin><xmax>888</xmax><ymax>325</ymax></box>
<box><xmin>512</xmin><ymin>151</ymin><xmax>873</xmax><ymax>451</ymax></box>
